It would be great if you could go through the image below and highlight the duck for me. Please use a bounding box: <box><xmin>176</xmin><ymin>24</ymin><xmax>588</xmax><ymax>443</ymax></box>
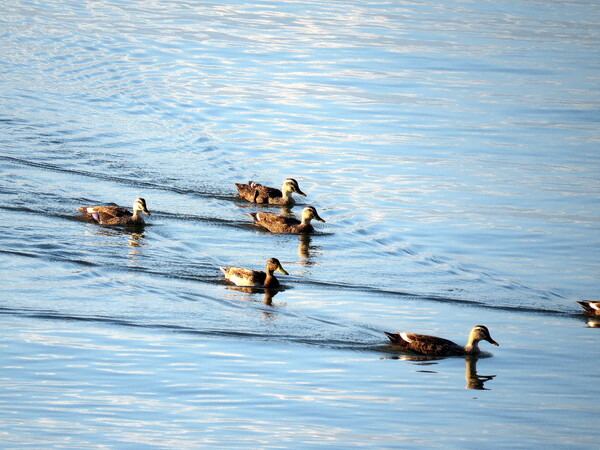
<box><xmin>577</xmin><ymin>301</ymin><xmax>600</xmax><ymax>316</ymax></box>
<box><xmin>384</xmin><ymin>325</ymin><xmax>499</xmax><ymax>357</ymax></box>
<box><xmin>235</xmin><ymin>178</ymin><xmax>306</xmax><ymax>205</ymax></box>
<box><xmin>220</xmin><ymin>258</ymin><xmax>289</xmax><ymax>288</ymax></box>
<box><xmin>77</xmin><ymin>198</ymin><xmax>151</xmax><ymax>225</ymax></box>
<box><xmin>249</xmin><ymin>206</ymin><xmax>325</xmax><ymax>234</ymax></box>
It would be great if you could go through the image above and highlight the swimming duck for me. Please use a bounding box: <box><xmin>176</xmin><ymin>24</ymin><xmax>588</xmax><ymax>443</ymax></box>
<box><xmin>249</xmin><ymin>206</ymin><xmax>325</xmax><ymax>234</ymax></box>
<box><xmin>384</xmin><ymin>325</ymin><xmax>499</xmax><ymax>357</ymax></box>
<box><xmin>577</xmin><ymin>301</ymin><xmax>600</xmax><ymax>316</ymax></box>
<box><xmin>235</xmin><ymin>178</ymin><xmax>306</xmax><ymax>205</ymax></box>
<box><xmin>77</xmin><ymin>198</ymin><xmax>151</xmax><ymax>225</ymax></box>
<box><xmin>220</xmin><ymin>258</ymin><xmax>289</xmax><ymax>288</ymax></box>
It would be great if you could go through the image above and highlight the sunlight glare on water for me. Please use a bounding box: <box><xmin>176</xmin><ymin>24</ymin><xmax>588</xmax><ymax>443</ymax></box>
<box><xmin>1</xmin><ymin>0</ymin><xmax>599</xmax><ymax>447</ymax></box>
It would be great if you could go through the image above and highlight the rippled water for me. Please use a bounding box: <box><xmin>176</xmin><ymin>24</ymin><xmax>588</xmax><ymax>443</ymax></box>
<box><xmin>1</xmin><ymin>0</ymin><xmax>599</xmax><ymax>447</ymax></box>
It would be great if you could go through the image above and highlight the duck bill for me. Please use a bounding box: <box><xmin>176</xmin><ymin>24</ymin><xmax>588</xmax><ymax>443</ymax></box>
<box><xmin>487</xmin><ymin>338</ymin><xmax>499</xmax><ymax>346</ymax></box>
<box><xmin>143</xmin><ymin>209</ymin><xmax>151</xmax><ymax>216</ymax></box>
<box><xmin>297</xmin><ymin>189</ymin><xmax>307</xmax><ymax>197</ymax></box>
<box><xmin>276</xmin><ymin>266</ymin><xmax>289</xmax><ymax>275</ymax></box>
<box><xmin>315</xmin><ymin>213</ymin><xmax>326</xmax><ymax>223</ymax></box>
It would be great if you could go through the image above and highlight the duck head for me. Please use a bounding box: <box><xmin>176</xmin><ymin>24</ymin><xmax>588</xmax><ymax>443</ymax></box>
<box><xmin>283</xmin><ymin>178</ymin><xmax>306</xmax><ymax>197</ymax></box>
<box><xmin>133</xmin><ymin>198</ymin><xmax>151</xmax><ymax>215</ymax></box>
<box><xmin>302</xmin><ymin>206</ymin><xmax>325</xmax><ymax>223</ymax></box>
<box><xmin>470</xmin><ymin>325</ymin><xmax>499</xmax><ymax>346</ymax></box>
<box><xmin>266</xmin><ymin>258</ymin><xmax>289</xmax><ymax>275</ymax></box>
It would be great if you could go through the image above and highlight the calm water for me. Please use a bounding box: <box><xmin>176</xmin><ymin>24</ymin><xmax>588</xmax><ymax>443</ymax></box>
<box><xmin>1</xmin><ymin>0</ymin><xmax>599</xmax><ymax>447</ymax></box>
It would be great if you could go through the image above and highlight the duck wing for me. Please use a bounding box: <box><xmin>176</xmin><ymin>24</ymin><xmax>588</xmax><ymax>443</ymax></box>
<box><xmin>250</xmin><ymin>212</ymin><xmax>303</xmax><ymax>233</ymax></box>
<box><xmin>385</xmin><ymin>332</ymin><xmax>463</xmax><ymax>356</ymax></box>
<box><xmin>408</xmin><ymin>334</ymin><xmax>464</xmax><ymax>356</ymax></box>
<box><xmin>77</xmin><ymin>206</ymin><xmax>132</xmax><ymax>223</ymax></box>
<box><xmin>221</xmin><ymin>267</ymin><xmax>266</xmax><ymax>287</ymax></box>
<box><xmin>235</xmin><ymin>181</ymin><xmax>282</xmax><ymax>203</ymax></box>
<box><xmin>235</xmin><ymin>183</ymin><xmax>259</xmax><ymax>202</ymax></box>
<box><xmin>250</xmin><ymin>212</ymin><xmax>299</xmax><ymax>226</ymax></box>
<box><xmin>251</xmin><ymin>183</ymin><xmax>283</xmax><ymax>203</ymax></box>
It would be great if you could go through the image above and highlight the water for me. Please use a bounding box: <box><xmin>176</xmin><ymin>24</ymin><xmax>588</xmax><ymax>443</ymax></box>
<box><xmin>1</xmin><ymin>0</ymin><xmax>599</xmax><ymax>447</ymax></box>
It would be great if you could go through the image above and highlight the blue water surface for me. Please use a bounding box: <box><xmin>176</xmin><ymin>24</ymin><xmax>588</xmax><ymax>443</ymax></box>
<box><xmin>1</xmin><ymin>0</ymin><xmax>599</xmax><ymax>447</ymax></box>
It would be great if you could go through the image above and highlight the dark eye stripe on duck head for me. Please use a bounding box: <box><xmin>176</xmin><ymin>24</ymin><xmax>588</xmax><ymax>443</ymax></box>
<box><xmin>134</xmin><ymin>198</ymin><xmax>151</xmax><ymax>215</ymax></box>
<box><xmin>284</xmin><ymin>178</ymin><xmax>306</xmax><ymax>195</ymax></box>
<box><xmin>304</xmin><ymin>206</ymin><xmax>325</xmax><ymax>223</ymax></box>
<box><xmin>473</xmin><ymin>325</ymin><xmax>498</xmax><ymax>346</ymax></box>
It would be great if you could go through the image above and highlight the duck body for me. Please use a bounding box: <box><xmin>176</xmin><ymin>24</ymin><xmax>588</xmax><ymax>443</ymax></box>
<box><xmin>577</xmin><ymin>301</ymin><xmax>600</xmax><ymax>316</ymax></box>
<box><xmin>384</xmin><ymin>325</ymin><xmax>499</xmax><ymax>357</ymax></box>
<box><xmin>249</xmin><ymin>206</ymin><xmax>325</xmax><ymax>234</ymax></box>
<box><xmin>77</xmin><ymin>198</ymin><xmax>150</xmax><ymax>225</ymax></box>
<box><xmin>235</xmin><ymin>178</ymin><xmax>306</xmax><ymax>205</ymax></box>
<box><xmin>220</xmin><ymin>258</ymin><xmax>288</xmax><ymax>288</ymax></box>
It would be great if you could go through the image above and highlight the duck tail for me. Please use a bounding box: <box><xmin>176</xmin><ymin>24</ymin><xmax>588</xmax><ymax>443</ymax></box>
<box><xmin>384</xmin><ymin>331</ymin><xmax>404</xmax><ymax>345</ymax></box>
<box><xmin>577</xmin><ymin>301</ymin><xmax>592</xmax><ymax>312</ymax></box>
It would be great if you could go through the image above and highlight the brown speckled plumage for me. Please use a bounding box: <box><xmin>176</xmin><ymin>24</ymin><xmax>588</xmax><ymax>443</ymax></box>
<box><xmin>235</xmin><ymin>178</ymin><xmax>306</xmax><ymax>205</ymax></box>
<box><xmin>249</xmin><ymin>206</ymin><xmax>325</xmax><ymax>234</ymax></box>
<box><xmin>384</xmin><ymin>325</ymin><xmax>499</xmax><ymax>357</ymax></box>
<box><xmin>77</xmin><ymin>198</ymin><xmax>151</xmax><ymax>225</ymax></box>
<box><xmin>220</xmin><ymin>258</ymin><xmax>289</xmax><ymax>288</ymax></box>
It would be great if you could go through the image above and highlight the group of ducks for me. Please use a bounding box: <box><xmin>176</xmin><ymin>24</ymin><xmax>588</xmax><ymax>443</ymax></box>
<box><xmin>76</xmin><ymin>178</ymin><xmax>600</xmax><ymax>357</ymax></box>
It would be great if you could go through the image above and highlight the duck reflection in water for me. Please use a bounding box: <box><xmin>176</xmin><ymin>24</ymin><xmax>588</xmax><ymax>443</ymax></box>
<box><xmin>278</xmin><ymin>205</ymin><xmax>294</xmax><ymax>216</ymax></box>
<box><xmin>382</xmin><ymin>354</ymin><xmax>496</xmax><ymax>390</ymax></box>
<box><xmin>224</xmin><ymin>286</ymin><xmax>281</xmax><ymax>306</ymax></box>
<box><xmin>82</xmin><ymin>225</ymin><xmax>146</xmax><ymax>248</ymax></box>
<box><xmin>128</xmin><ymin>232</ymin><xmax>145</xmax><ymax>247</ymax></box>
<box><xmin>464</xmin><ymin>356</ymin><xmax>496</xmax><ymax>390</ymax></box>
<box><xmin>298</xmin><ymin>233</ymin><xmax>322</xmax><ymax>262</ymax></box>
<box><xmin>127</xmin><ymin>232</ymin><xmax>146</xmax><ymax>262</ymax></box>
